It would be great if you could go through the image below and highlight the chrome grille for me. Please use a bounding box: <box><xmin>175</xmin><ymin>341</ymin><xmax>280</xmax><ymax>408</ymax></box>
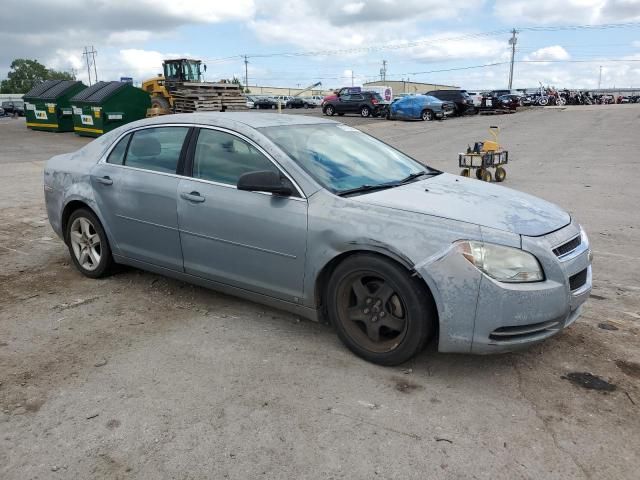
<box><xmin>553</xmin><ymin>235</ymin><xmax>581</xmax><ymax>257</ymax></box>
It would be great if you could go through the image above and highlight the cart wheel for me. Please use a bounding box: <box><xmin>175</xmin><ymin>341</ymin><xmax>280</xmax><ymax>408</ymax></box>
<box><xmin>475</xmin><ymin>168</ymin><xmax>484</xmax><ymax>180</ymax></box>
<box><xmin>460</xmin><ymin>169</ymin><xmax>470</xmax><ymax>177</ymax></box>
<box><xmin>495</xmin><ymin>167</ymin><xmax>506</xmax><ymax>182</ymax></box>
<box><xmin>482</xmin><ymin>170</ymin><xmax>492</xmax><ymax>182</ymax></box>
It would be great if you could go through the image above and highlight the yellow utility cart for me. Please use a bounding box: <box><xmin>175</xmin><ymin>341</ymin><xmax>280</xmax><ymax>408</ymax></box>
<box><xmin>458</xmin><ymin>126</ymin><xmax>508</xmax><ymax>182</ymax></box>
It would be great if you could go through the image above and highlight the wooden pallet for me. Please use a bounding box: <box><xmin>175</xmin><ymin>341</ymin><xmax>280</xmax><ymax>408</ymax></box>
<box><xmin>172</xmin><ymin>83</ymin><xmax>247</xmax><ymax>112</ymax></box>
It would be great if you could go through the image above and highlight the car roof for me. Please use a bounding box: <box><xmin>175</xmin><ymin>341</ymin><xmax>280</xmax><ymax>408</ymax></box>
<box><xmin>125</xmin><ymin>112</ymin><xmax>338</xmax><ymax>130</ymax></box>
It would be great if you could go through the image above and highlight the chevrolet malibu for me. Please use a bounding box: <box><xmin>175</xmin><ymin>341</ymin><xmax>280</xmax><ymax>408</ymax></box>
<box><xmin>44</xmin><ymin>113</ymin><xmax>592</xmax><ymax>365</ymax></box>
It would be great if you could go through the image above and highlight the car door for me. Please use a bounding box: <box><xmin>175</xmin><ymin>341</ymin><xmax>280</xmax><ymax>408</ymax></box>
<box><xmin>90</xmin><ymin>126</ymin><xmax>191</xmax><ymax>271</ymax></box>
<box><xmin>334</xmin><ymin>94</ymin><xmax>350</xmax><ymax>113</ymax></box>
<box><xmin>176</xmin><ymin>127</ymin><xmax>308</xmax><ymax>302</ymax></box>
<box><xmin>348</xmin><ymin>94</ymin><xmax>364</xmax><ymax>113</ymax></box>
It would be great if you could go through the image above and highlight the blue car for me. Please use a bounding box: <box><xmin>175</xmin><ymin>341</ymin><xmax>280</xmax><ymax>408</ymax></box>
<box><xmin>387</xmin><ymin>94</ymin><xmax>452</xmax><ymax>121</ymax></box>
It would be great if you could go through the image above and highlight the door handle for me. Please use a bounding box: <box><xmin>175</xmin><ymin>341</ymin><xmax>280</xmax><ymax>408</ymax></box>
<box><xmin>95</xmin><ymin>176</ymin><xmax>113</xmax><ymax>185</ymax></box>
<box><xmin>180</xmin><ymin>191</ymin><xmax>205</xmax><ymax>203</ymax></box>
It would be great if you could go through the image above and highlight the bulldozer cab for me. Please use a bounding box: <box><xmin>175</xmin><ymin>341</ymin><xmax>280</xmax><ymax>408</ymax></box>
<box><xmin>163</xmin><ymin>59</ymin><xmax>204</xmax><ymax>83</ymax></box>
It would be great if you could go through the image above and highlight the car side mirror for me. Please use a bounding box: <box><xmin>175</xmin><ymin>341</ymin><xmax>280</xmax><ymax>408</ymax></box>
<box><xmin>237</xmin><ymin>170</ymin><xmax>293</xmax><ymax>196</ymax></box>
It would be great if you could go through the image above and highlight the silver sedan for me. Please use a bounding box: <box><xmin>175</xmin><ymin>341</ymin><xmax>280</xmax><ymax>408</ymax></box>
<box><xmin>44</xmin><ymin>113</ymin><xmax>592</xmax><ymax>365</ymax></box>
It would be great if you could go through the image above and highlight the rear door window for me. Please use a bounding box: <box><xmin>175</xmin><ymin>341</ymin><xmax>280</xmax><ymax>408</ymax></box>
<box><xmin>106</xmin><ymin>133</ymin><xmax>131</xmax><ymax>165</ymax></box>
<box><xmin>124</xmin><ymin>127</ymin><xmax>189</xmax><ymax>174</ymax></box>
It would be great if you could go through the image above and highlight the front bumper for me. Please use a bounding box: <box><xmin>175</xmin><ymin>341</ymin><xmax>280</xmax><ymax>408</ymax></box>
<box><xmin>420</xmin><ymin>222</ymin><xmax>592</xmax><ymax>354</ymax></box>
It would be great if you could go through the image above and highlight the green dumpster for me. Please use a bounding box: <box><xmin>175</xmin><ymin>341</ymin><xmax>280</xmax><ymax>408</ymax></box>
<box><xmin>23</xmin><ymin>80</ymin><xmax>86</xmax><ymax>132</ymax></box>
<box><xmin>70</xmin><ymin>81</ymin><xmax>151</xmax><ymax>137</ymax></box>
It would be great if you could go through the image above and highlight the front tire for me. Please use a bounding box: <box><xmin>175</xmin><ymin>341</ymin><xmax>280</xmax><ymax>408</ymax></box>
<box><xmin>327</xmin><ymin>254</ymin><xmax>435</xmax><ymax>365</ymax></box>
<box><xmin>324</xmin><ymin>105</ymin><xmax>335</xmax><ymax>116</ymax></box>
<box><xmin>151</xmin><ymin>96</ymin><xmax>171</xmax><ymax>111</ymax></box>
<box><xmin>65</xmin><ymin>208</ymin><xmax>114</xmax><ymax>278</ymax></box>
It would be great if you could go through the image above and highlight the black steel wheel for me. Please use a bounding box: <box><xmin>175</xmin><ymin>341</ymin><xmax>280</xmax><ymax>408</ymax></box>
<box><xmin>476</xmin><ymin>168</ymin><xmax>484</xmax><ymax>180</ymax></box>
<box><xmin>495</xmin><ymin>167</ymin><xmax>506</xmax><ymax>182</ymax></box>
<box><xmin>327</xmin><ymin>254</ymin><xmax>435</xmax><ymax>365</ymax></box>
<box><xmin>65</xmin><ymin>208</ymin><xmax>114</xmax><ymax>278</ymax></box>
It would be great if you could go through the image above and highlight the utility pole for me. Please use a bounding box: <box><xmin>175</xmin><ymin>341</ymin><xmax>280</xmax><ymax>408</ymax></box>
<box><xmin>244</xmin><ymin>55</ymin><xmax>249</xmax><ymax>91</ymax></box>
<box><xmin>380</xmin><ymin>60</ymin><xmax>387</xmax><ymax>82</ymax></box>
<box><xmin>598</xmin><ymin>65</ymin><xmax>603</xmax><ymax>90</ymax></box>
<box><xmin>82</xmin><ymin>46</ymin><xmax>98</xmax><ymax>85</ymax></box>
<box><xmin>351</xmin><ymin>70</ymin><xmax>354</xmax><ymax>87</ymax></box>
<box><xmin>508</xmin><ymin>29</ymin><xmax>517</xmax><ymax>90</ymax></box>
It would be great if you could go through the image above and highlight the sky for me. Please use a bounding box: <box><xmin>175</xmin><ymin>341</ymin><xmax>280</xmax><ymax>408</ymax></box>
<box><xmin>1</xmin><ymin>0</ymin><xmax>640</xmax><ymax>91</ymax></box>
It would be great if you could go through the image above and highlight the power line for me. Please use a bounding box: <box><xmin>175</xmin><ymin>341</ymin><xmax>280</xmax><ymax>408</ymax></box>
<box><xmin>518</xmin><ymin>22</ymin><xmax>640</xmax><ymax>32</ymax></box>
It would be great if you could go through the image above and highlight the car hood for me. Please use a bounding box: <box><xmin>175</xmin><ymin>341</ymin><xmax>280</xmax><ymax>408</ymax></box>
<box><xmin>351</xmin><ymin>173</ymin><xmax>570</xmax><ymax>237</ymax></box>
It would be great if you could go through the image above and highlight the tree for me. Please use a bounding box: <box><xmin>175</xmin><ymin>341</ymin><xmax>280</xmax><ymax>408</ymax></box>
<box><xmin>0</xmin><ymin>59</ymin><xmax>74</xmax><ymax>94</ymax></box>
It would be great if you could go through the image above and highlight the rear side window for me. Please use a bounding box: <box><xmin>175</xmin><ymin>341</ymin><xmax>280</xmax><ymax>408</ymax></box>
<box><xmin>106</xmin><ymin>133</ymin><xmax>131</xmax><ymax>165</ymax></box>
<box><xmin>124</xmin><ymin>127</ymin><xmax>189</xmax><ymax>174</ymax></box>
<box><xmin>192</xmin><ymin>129</ymin><xmax>279</xmax><ymax>185</ymax></box>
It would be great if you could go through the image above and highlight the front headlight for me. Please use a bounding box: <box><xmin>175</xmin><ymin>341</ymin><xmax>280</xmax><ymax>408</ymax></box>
<box><xmin>456</xmin><ymin>241</ymin><xmax>544</xmax><ymax>283</ymax></box>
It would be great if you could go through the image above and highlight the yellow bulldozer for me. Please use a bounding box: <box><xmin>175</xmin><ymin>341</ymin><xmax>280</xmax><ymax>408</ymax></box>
<box><xmin>142</xmin><ymin>58</ymin><xmax>246</xmax><ymax>114</ymax></box>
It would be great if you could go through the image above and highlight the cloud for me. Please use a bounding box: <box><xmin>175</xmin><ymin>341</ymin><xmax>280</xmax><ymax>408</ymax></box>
<box><xmin>493</xmin><ymin>0</ymin><xmax>640</xmax><ymax>24</ymax></box>
<box><xmin>524</xmin><ymin>45</ymin><xmax>571</xmax><ymax>62</ymax></box>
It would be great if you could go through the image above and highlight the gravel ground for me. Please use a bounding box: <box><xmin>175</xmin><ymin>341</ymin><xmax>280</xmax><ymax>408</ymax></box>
<box><xmin>1</xmin><ymin>106</ymin><xmax>639</xmax><ymax>479</ymax></box>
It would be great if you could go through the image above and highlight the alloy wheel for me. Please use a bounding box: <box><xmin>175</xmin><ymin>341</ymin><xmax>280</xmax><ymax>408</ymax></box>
<box><xmin>69</xmin><ymin>217</ymin><xmax>101</xmax><ymax>271</ymax></box>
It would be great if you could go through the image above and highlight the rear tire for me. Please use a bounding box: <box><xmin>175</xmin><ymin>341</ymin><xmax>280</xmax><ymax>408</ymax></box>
<box><xmin>65</xmin><ymin>208</ymin><xmax>114</xmax><ymax>278</ymax></box>
<box><xmin>495</xmin><ymin>167</ymin><xmax>506</xmax><ymax>182</ymax></box>
<box><xmin>327</xmin><ymin>254</ymin><xmax>435</xmax><ymax>366</ymax></box>
<box><xmin>360</xmin><ymin>106</ymin><xmax>371</xmax><ymax>117</ymax></box>
<box><xmin>460</xmin><ymin>168</ymin><xmax>471</xmax><ymax>177</ymax></box>
<box><xmin>421</xmin><ymin>109</ymin><xmax>434</xmax><ymax>121</ymax></box>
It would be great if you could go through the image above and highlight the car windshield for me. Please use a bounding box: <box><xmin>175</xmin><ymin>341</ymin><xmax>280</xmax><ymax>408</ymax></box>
<box><xmin>260</xmin><ymin>124</ymin><xmax>436</xmax><ymax>194</ymax></box>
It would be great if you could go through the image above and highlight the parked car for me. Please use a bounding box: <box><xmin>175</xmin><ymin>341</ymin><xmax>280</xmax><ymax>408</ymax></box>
<box><xmin>387</xmin><ymin>95</ymin><xmax>452</xmax><ymax>121</ymax></box>
<box><xmin>253</xmin><ymin>97</ymin><xmax>278</xmax><ymax>109</ymax></box>
<box><xmin>0</xmin><ymin>106</ymin><xmax>5</xmax><ymax>117</ymax></box>
<box><xmin>466</xmin><ymin>92</ymin><xmax>484</xmax><ymax>108</ymax></box>
<box><xmin>496</xmin><ymin>94</ymin><xmax>521</xmax><ymax>110</ymax></box>
<box><xmin>44</xmin><ymin>112</ymin><xmax>592</xmax><ymax>365</ymax></box>
<box><xmin>323</xmin><ymin>91</ymin><xmax>384</xmax><ymax>117</ymax></box>
<box><xmin>424</xmin><ymin>90</ymin><xmax>474</xmax><ymax>116</ymax></box>
<box><xmin>2</xmin><ymin>100</ymin><xmax>25</xmax><ymax>116</ymax></box>
<box><xmin>245</xmin><ymin>96</ymin><xmax>256</xmax><ymax>109</ymax></box>
<box><xmin>321</xmin><ymin>87</ymin><xmax>363</xmax><ymax>106</ymax></box>
<box><xmin>272</xmin><ymin>95</ymin><xmax>292</xmax><ymax>107</ymax></box>
<box><xmin>286</xmin><ymin>97</ymin><xmax>314</xmax><ymax>109</ymax></box>
<box><xmin>306</xmin><ymin>95</ymin><xmax>325</xmax><ymax>106</ymax></box>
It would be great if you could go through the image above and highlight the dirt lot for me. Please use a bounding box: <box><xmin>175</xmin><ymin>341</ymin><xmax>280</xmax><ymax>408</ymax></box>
<box><xmin>1</xmin><ymin>106</ymin><xmax>639</xmax><ymax>479</ymax></box>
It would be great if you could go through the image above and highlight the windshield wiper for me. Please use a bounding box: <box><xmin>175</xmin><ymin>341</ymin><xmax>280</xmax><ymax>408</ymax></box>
<box><xmin>336</xmin><ymin>184</ymin><xmax>399</xmax><ymax>197</ymax></box>
<box><xmin>399</xmin><ymin>170</ymin><xmax>441</xmax><ymax>184</ymax></box>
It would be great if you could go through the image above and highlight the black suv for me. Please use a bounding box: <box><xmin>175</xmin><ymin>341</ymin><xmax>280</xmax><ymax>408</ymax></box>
<box><xmin>424</xmin><ymin>90</ymin><xmax>474</xmax><ymax>116</ymax></box>
<box><xmin>1</xmin><ymin>100</ymin><xmax>25</xmax><ymax>116</ymax></box>
<box><xmin>323</xmin><ymin>91</ymin><xmax>384</xmax><ymax>117</ymax></box>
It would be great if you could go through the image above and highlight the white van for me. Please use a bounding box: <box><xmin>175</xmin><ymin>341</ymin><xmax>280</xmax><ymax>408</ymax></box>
<box><xmin>363</xmin><ymin>86</ymin><xmax>393</xmax><ymax>104</ymax></box>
